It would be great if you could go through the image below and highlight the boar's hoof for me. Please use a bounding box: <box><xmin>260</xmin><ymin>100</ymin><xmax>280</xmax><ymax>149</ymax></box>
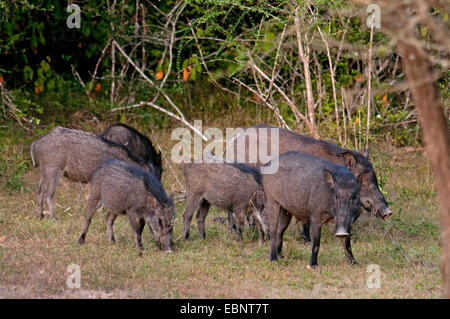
<box><xmin>350</xmin><ymin>260</ymin><xmax>359</xmax><ymax>267</ymax></box>
<box><xmin>77</xmin><ymin>235</ymin><xmax>86</xmax><ymax>245</ymax></box>
<box><xmin>307</xmin><ymin>264</ymin><xmax>318</xmax><ymax>270</ymax></box>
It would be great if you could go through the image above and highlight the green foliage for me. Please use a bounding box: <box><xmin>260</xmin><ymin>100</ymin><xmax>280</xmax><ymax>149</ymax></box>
<box><xmin>0</xmin><ymin>0</ymin><xmax>445</xmax><ymax>146</ymax></box>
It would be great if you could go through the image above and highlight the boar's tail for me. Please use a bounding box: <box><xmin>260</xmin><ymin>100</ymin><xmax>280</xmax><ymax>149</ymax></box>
<box><xmin>30</xmin><ymin>141</ymin><xmax>39</xmax><ymax>167</ymax></box>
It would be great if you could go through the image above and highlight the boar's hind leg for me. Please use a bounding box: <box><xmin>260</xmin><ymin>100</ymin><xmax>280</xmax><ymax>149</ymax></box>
<box><xmin>36</xmin><ymin>175</ymin><xmax>46</xmax><ymax>218</ymax></box>
<box><xmin>309</xmin><ymin>220</ymin><xmax>322</xmax><ymax>268</ymax></box>
<box><xmin>106</xmin><ymin>211</ymin><xmax>118</xmax><ymax>243</ymax></box>
<box><xmin>41</xmin><ymin>168</ymin><xmax>63</xmax><ymax>220</ymax></box>
<box><xmin>127</xmin><ymin>211</ymin><xmax>144</xmax><ymax>252</ymax></box>
<box><xmin>196</xmin><ymin>199</ymin><xmax>210</xmax><ymax>239</ymax></box>
<box><xmin>183</xmin><ymin>193</ymin><xmax>202</xmax><ymax>240</ymax></box>
<box><xmin>78</xmin><ymin>185</ymin><xmax>101</xmax><ymax>245</ymax></box>
<box><xmin>276</xmin><ymin>209</ymin><xmax>292</xmax><ymax>258</ymax></box>
<box><xmin>341</xmin><ymin>236</ymin><xmax>358</xmax><ymax>266</ymax></box>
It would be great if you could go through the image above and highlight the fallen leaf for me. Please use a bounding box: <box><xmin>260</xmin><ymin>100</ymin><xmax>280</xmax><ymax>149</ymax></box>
<box><xmin>0</xmin><ymin>235</ymin><xmax>6</xmax><ymax>243</ymax></box>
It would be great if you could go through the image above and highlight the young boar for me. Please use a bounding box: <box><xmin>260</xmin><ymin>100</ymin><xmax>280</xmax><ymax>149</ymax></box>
<box><xmin>261</xmin><ymin>151</ymin><xmax>360</xmax><ymax>268</ymax></box>
<box><xmin>78</xmin><ymin>159</ymin><xmax>174</xmax><ymax>252</ymax></box>
<box><xmin>183</xmin><ymin>161</ymin><xmax>267</xmax><ymax>241</ymax></box>
<box><xmin>100</xmin><ymin>123</ymin><xmax>162</xmax><ymax>180</ymax></box>
<box><xmin>30</xmin><ymin>126</ymin><xmax>153</xmax><ymax>219</ymax></box>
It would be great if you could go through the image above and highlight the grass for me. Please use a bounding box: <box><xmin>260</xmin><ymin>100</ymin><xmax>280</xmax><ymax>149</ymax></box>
<box><xmin>0</xmin><ymin>115</ymin><xmax>444</xmax><ymax>298</ymax></box>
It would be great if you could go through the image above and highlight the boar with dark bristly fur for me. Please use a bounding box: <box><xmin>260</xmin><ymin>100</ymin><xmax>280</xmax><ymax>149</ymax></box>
<box><xmin>262</xmin><ymin>151</ymin><xmax>360</xmax><ymax>268</ymax></box>
<box><xmin>101</xmin><ymin>123</ymin><xmax>162</xmax><ymax>180</ymax></box>
<box><xmin>183</xmin><ymin>161</ymin><xmax>267</xmax><ymax>241</ymax></box>
<box><xmin>228</xmin><ymin>123</ymin><xmax>392</xmax><ymax>242</ymax></box>
<box><xmin>78</xmin><ymin>159</ymin><xmax>174</xmax><ymax>252</ymax></box>
<box><xmin>30</xmin><ymin>126</ymin><xmax>153</xmax><ymax>219</ymax></box>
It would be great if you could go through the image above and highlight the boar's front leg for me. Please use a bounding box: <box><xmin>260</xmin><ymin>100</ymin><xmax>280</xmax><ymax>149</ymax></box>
<box><xmin>232</xmin><ymin>206</ymin><xmax>247</xmax><ymax>241</ymax></box>
<box><xmin>309</xmin><ymin>219</ymin><xmax>322</xmax><ymax>269</ymax></box>
<box><xmin>127</xmin><ymin>210</ymin><xmax>145</xmax><ymax>253</ymax></box>
<box><xmin>276</xmin><ymin>209</ymin><xmax>292</xmax><ymax>258</ymax></box>
<box><xmin>341</xmin><ymin>236</ymin><xmax>358</xmax><ymax>266</ymax></box>
<box><xmin>251</xmin><ymin>210</ymin><xmax>266</xmax><ymax>243</ymax></box>
<box><xmin>78</xmin><ymin>185</ymin><xmax>101</xmax><ymax>244</ymax></box>
<box><xmin>227</xmin><ymin>209</ymin><xmax>237</xmax><ymax>234</ymax></box>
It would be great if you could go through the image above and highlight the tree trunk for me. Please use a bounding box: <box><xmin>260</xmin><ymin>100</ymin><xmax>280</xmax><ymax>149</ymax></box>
<box><xmin>397</xmin><ymin>39</ymin><xmax>450</xmax><ymax>297</ymax></box>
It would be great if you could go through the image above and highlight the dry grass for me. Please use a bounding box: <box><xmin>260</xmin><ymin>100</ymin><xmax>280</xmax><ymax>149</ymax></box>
<box><xmin>0</xmin><ymin>119</ymin><xmax>443</xmax><ymax>298</ymax></box>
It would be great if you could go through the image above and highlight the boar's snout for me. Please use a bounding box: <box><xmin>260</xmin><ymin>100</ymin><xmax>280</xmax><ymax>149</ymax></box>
<box><xmin>165</xmin><ymin>247</ymin><xmax>174</xmax><ymax>253</ymax></box>
<box><xmin>380</xmin><ymin>207</ymin><xmax>393</xmax><ymax>220</ymax></box>
<box><xmin>334</xmin><ymin>226</ymin><xmax>350</xmax><ymax>238</ymax></box>
<box><xmin>158</xmin><ymin>231</ymin><xmax>173</xmax><ymax>253</ymax></box>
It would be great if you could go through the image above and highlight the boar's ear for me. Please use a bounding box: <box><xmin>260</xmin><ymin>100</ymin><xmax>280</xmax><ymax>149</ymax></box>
<box><xmin>342</xmin><ymin>151</ymin><xmax>356</xmax><ymax>168</ymax></box>
<box><xmin>357</xmin><ymin>171</ymin><xmax>371</xmax><ymax>190</ymax></box>
<box><xmin>323</xmin><ymin>169</ymin><xmax>336</xmax><ymax>189</ymax></box>
<box><xmin>363</xmin><ymin>148</ymin><xmax>370</xmax><ymax>159</ymax></box>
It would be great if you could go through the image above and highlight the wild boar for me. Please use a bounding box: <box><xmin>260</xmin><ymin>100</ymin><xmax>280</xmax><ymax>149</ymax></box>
<box><xmin>101</xmin><ymin>123</ymin><xmax>162</xmax><ymax>180</ymax></box>
<box><xmin>261</xmin><ymin>151</ymin><xmax>360</xmax><ymax>268</ymax></box>
<box><xmin>183</xmin><ymin>161</ymin><xmax>267</xmax><ymax>241</ymax></box>
<box><xmin>78</xmin><ymin>159</ymin><xmax>174</xmax><ymax>252</ymax></box>
<box><xmin>30</xmin><ymin>126</ymin><xmax>153</xmax><ymax>219</ymax></box>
